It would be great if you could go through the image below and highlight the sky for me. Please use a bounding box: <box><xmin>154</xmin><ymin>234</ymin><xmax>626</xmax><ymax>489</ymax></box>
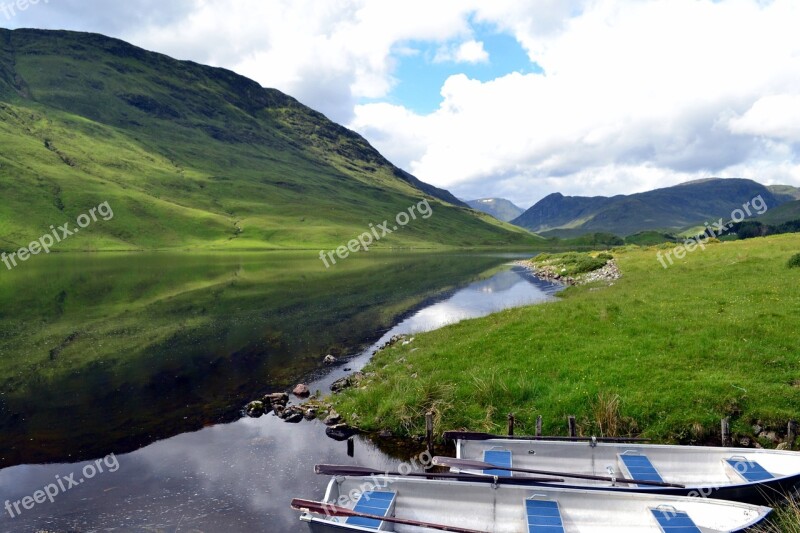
<box><xmin>3</xmin><ymin>0</ymin><xmax>800</xmax><ymax>208</ymax></box>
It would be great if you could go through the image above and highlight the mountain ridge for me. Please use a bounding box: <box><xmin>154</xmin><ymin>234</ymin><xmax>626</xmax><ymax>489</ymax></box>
<box><xmin>512</xmin><ymin>178</ymin><xmax>785</xmax><ymax>237</ymax></box>
<box><xmin>0</xmin><ymin>29</ymin><xmax>535</xmax><ymax>251</ymax></box>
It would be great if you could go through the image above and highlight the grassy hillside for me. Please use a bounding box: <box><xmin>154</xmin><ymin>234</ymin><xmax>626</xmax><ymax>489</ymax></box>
<box><xmin>0</xmin><ymin>29</ymin><xmax>537</xmax><ymax>251</ymax></box>
<box><xmin>332</xmin><ymin>234</ymin><xmax>800</xmax><ymax>443</ymax></box>
<box><xmin>768</xmin><ymin>185</ymin><xmax>800</xmax><ymax>202</ymax></box>
<box><xmin>513</xmin><ymin>178</ymin><xmax>783</xmax><ymax>238</ymax></box>
<box><xmin>756</xmin><ymin>200</ymin><xmax>800</xmax><ymax>226</ymax></box>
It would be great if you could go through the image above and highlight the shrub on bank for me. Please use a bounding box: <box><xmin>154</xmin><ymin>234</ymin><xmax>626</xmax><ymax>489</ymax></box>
<box><xmin>788</xmin><ymin>253</ymin><xmax>800</xmax><ymax>269</ymax></box>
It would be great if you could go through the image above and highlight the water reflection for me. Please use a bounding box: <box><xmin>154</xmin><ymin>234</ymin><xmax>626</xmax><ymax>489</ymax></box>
<box><xmin>0</xmin><ymin>416</ymin><xmax>404</xmax><ymax>532</ymax></box>
<box><xmin>0</xmin><ymin>252</ymin><xmax>509</xmax><ymax>467</ymax></box>
<box><xmin>0</xmin><ymin>256</ymin><xmax>561</xmax><ymax>532</ymax></box>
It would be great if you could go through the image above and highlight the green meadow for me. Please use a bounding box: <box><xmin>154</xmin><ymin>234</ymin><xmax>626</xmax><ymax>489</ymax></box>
<box><xmin>332</xmin><ymin>234</ymin><xmax>800</xmax><ymax>443</ymax></box>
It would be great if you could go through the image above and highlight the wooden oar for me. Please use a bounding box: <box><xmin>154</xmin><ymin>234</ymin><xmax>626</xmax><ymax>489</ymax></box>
<box><xmin>432</xmin><ymin>456</ymin><xmax>685</xmax><ymax>489</ymax></box>
<box><xmin>444</xmin><ymin>431</ymin><xmax>651</xmax><ymax>443</ymax></box>
<box><xmin>315</xmin><ymin>464</ymin><xmax>564</xmax><ymax>483</ymax></box>
<box><xmin>291</xmin><ymin>498</ymin><xmax>488</xmax><ymax>533</ymax></box>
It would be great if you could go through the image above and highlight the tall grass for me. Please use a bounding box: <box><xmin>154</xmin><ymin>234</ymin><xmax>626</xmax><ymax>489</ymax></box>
<box><xmin>332</xmin><ymin>234</ymin><xmax>800</xmax><ymax>441</ymax></box>
<box><xmin>752</xmin><ymin>497</ymin><xmax>800</xmax><ymax>532</ymax></box>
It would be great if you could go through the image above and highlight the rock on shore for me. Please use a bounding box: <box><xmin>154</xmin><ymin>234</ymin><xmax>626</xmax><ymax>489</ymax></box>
<box><xmin>514</xmin><ymin>258</ymin><xmax>621</xmax><ymax>286</ymax></box>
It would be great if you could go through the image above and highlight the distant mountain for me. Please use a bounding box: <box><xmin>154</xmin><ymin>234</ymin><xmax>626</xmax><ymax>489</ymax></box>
<box><xmin>756</xmin><ymin>200</ymin><xmax>800</xmax><ymax>226</ymax></box>
<box><xmin>512</xmin><ymin>178</ymin><xmax>783</xmax><ymax>237</ymax></box>
<box><xmin>768</xmin><ymin>185</ymin><xmax>800</xmax><ymax>202</ymax></box>
<box><xmin>0</xmin><ymin>29</ymin><xmax>536</xmax><ymax>251</ymax></box>
<box><xmin>466</xmin><ymin>198</ymin><xmax>525</xmax><ymax>222</ymax></box>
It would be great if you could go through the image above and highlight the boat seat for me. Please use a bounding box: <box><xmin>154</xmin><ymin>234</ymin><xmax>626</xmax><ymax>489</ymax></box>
<box><xmin>526</xmin><ymin>498</ymin><xmax>565</xmax><ymax>533</ymax></box>
<box><xmin>725</xmin><ymin>457</ymin><xmax>774</xmax><ymax>482</ymax></box>
<box><xmin>483</xmin><ymin>449</ymin><xmax>513</xmax><ymax>477</ymax></box>
<box><xmin>346</xmin><ymin>491</ymin><xmax>397</xmax><ymax>530</ymax></box>
<box><xmin>651</xmin><ymin>508</ymin><xmax>702</xmax><ymax>533</ymax></box>
<box><xmin>618</xmin><ymin>452</ymin><xmax>664</xmax><ymax>486</ymax></box>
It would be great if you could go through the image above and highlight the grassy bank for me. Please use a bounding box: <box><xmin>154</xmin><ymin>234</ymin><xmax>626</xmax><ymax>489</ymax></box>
<box><xmin>332</xmin><ymin>234</ymin><xmax>800</xmax><ymax>443</ymax></box>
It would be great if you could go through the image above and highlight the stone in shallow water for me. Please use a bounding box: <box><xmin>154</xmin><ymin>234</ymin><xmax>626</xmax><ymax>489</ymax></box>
<box><xmin>245</xmin><ymin>401</ymin><xmax>265</xmax><ymax>418</ymax></box>
<box><xmin>283</xmin><ymin>410</ymin><xmax>304</xmax><ymax>424</ymax></box>
<box><xmin>323</xmin><ymin>411</ymin><xmax>342</xmax><ymax>426</ymax></box>
<box><xmin>293</xmin><ymin>384</ymin><xmax>310</xmax><ymax>397</ymax></box>
<box><xmin>326</xmin><ymin>424</ymin><xmax>358</xmax><ymax>441</ymax></box>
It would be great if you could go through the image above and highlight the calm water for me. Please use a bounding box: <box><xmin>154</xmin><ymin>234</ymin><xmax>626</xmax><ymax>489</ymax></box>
<box><xmin>0</xmin><ymin>252</ymin><xmax>560</xmax><ymax>532</ymax></box>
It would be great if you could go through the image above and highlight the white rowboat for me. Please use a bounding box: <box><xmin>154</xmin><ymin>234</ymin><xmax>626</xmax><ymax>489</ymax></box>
<box><xmin>452</xmin><ymin>434</ymin><xmax>800</xmax><ymax>504</ymax></box>
<box><xmin>294</xmin><ymin>474</ymin><xmax>771</xmax><ymax>532</ymax></box>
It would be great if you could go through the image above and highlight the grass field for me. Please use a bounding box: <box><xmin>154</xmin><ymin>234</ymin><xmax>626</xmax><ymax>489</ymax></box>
<box><xmin>332</xmin><ymin>233</ymin><xmax>800</xmax><ymax>444</ymax></box>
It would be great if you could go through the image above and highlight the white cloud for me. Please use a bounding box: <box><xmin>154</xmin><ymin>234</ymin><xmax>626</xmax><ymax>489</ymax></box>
<box><xmin>119</xmin><ymin>0</ymin><xmax>478</xmax><ymax>122</ymax></box>
<box><xmin>729</xmin><ymin>94</ymin><xmax>800</xmax><ymax>143</ymax></box>
<box><xmin>434</xmin><ymin>40</ymin><xmax>489</xmax><ymax>64</ymax></box>
<box><xmin>350</xmin><ymin>0</ymin><xmax>800</xmax><ymax>205</ymax></box>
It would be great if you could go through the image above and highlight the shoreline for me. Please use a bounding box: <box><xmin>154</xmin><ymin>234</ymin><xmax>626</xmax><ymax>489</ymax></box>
<box><xmin>511</xmin><ymin>258</ymin><xmax>622</xmax><ymax>286</ymax></box>
<box><xmin>327</xmin><ymin>236</ymin><xmax>800</xmax><ymax>449</ymax></box>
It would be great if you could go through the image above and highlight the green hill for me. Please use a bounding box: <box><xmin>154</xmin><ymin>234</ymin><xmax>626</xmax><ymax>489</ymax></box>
<box><xmin>0</xmin><ymin>29</ymin><xmax>537</xmax><ymax>252</ymax></box>
<box><xmin>513</xmin><ymin>178</ymin><xmax>783</xmax><ymax>238</ymax></box>
<box><xmin>755</xmin><ymin>200</ymin><xmax>800</xmax><ymax>226</ymax></box>
<box><xmin>767</xmin><ymin>185</ymin><xmax>800</xmax><ymax>202</ymax></box>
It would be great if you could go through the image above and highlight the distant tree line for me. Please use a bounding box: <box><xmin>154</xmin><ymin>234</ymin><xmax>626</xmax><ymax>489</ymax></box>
<box><xmin>701</xmin><ymin>219</ymin><xmax>800</xmax><ymax>240</ymax></box>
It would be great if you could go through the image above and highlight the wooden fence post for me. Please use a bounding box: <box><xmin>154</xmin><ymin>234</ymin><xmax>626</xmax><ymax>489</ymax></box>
<box><xmin>425</xmin><ymin>412</ymin><xmax>434</xmax><ymax>457</ymax></box>
<box><xmin>535</xmin><ymin>415</ymin><xmax>543</xmax><ymax>437</ymax></box>
<box><xmin>507</xmin><ymin>413</ymin><xmax>515</xmax><ymax>436</ymax></box>
<box><xmin>721</xmin><ymin>417</ymin><xmax>730</xmax><ymax>447</ymax></box>
<box><xmin>568</xmin><ymin>416</ymin><xmax>577</xmax><ymax>438</ymax></box>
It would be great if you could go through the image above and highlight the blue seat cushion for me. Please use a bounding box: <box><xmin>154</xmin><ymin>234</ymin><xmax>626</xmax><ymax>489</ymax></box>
<box><xmin>346</xmin><ymin>491</ymin><xmax>396</xmax><ymax>529</ymax></box>
<box><xmin>651</xmin><ymin>509</ymin><xmax>702</xmax><ymax>533</ymax></box>
<box><xmin>619</xmin><ymin>454</ymin><xmax>663</xmax><ymax>486</ymax></box>
<box><xmin>483</xmin><ymin>449</ymin><xmax>513</xmax><ymax>477</ymax></box>
<box><xmin>526</xmin><ymin>499</ymin><xmax>565</xmax><ymax>533</ymax></box>
<box><xmin>725</xmin><ymin>458</ymin><xmax>773</xmax><ymax>482</ymax></box>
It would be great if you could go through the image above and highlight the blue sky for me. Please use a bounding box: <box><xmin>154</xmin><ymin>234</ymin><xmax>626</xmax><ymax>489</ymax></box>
<box><xmin>385</xmin><ymin>30</ymin><xmax>542</xmax><ymax>114</ymax></box>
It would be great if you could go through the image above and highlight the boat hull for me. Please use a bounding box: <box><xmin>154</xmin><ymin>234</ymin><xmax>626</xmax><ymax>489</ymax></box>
<box><xmin>456</xmin><ymin>438</ymin><xmax>800</xmax><ymax>505</ymax></box>
<box><xmin>296</xmin><ymin>475</ymin><xmax>771</xmax><ymax>532</ymax></box>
